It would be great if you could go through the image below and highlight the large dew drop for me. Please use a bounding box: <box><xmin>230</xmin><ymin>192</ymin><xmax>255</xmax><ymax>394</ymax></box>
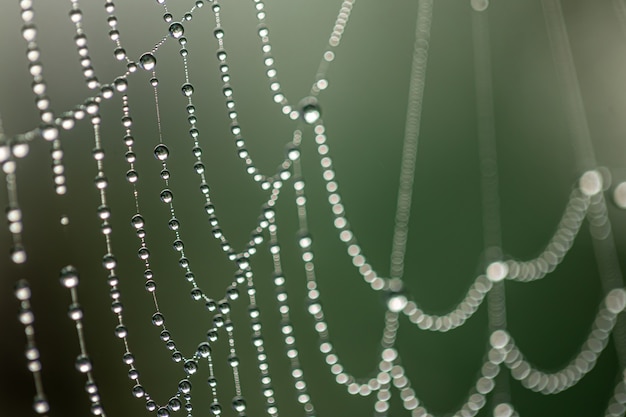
<box><xmin>168</xmin><ymin>22</ymin><xmax>184</xmax><ymax>38</ymax></box>
<box><xmin>139</xmin><ymin>53</ymin><xmax>157</xmax><ymax>71</ymax></box>
<box><xmin>154</xmin><ymin>144</ymin><xmax>169</xmax><ymax>161</ymax></box>
<box><xmin>298</xmin><ymin>96</ymin><xmax>321</xmax><ymax>124</ymax></box>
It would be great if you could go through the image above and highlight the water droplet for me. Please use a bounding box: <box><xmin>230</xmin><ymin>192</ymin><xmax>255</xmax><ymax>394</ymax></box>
<box><xmin>131</xmin><ymin>214</ymin><xmax>145</xmax><ymax>229</ymax></box>
<box><xmin>227</xmin><ymin>354</ymin><xmax>239</xmax><ymax>367</ymax></box>
<box><xmin>213</xmin><ymin>28</ymin><xmax>224</xmax><ymax>39</ymax></box>
<box><xmin>178</xmin><ymin>379</ymin><xmax>192</xmax><ymax>394</ymax></box>
<box><xmin>182</xmin><ymin>83</ymin><xmax>194</xmax><ymax>97</ymax></box>
<box><xmin>146</xmin><ymin>400</ymin><xmax>157</xmax><ymax>412</ymax></box>
<box><xmin>614</xmin><ymin>181</ymin><xmax>626</xmax><ymax>209</ymax></box>
<box><xmin>59</xmin><ymin>265</ymin><xmax>79</xmax><ymax>288</ymax></box>
<box><xmin>60</xmin><ymin>215</ymin><xmax>70</xmax><ymax>225</ymax></box>
<box><xmin>486</xmin><ymin>261</ymin><xmax>508</xmax><ymax>282</ymax></box>
<box><xmin>126</xmin><ymin>169</ymin><xmax>138</xmax><ymax>183</ymax></box>
<box><xmin>297</xmin><ymin>232</ymin><xmax>312</xmax><ymax>249</ymax></box>
<box><xmin>66</xmin><ymin>303</ymin><xmax>83</xmax><ymax>321</ymax></box>
<box><xmin>145</xmin><ymin>280</ymin><xmax>156</xmax><ymax>292</ymax></box>
<box><xmin>33</xmin><ymin>396</ymin><xmax>50</xmax><ymax>414</ymax></box>
<box><xmin>471</xmin><ymin>0</ymin><xmax>489</xmax><ymax>12</ymax></box>
<box><xmin>14</xmin><ymin>280</ymin><xmax>31</xmax><ymax>301</ymax></box>
<box><xmin>11</xmin><ymin>246</ymin><xmax>27</xmax><ymax>264</ymax></box>
<box><xmin>173</xmin><ymin>240</ymin><xmax>184</xmax><ymax>251</ymax></box>
<box><xmin>299</xmin><ymin>97</ymin><xmax>321</xmax><ymax>124</ymax></box>
<box><xmin>580</xmin><ymin>170</ymin><xmax>602</xmax><ymax>196</ymax></box>
<box><xmin>102</xmin><ymin>254</ymin><xmax>117</xmax><ymax>270</ymax></box>
<box><xmin>197</xmin><ymin>342</ymin><xmax>211</xmax><ymax>358</ymax></box>
<box><xmin>386</xmin><ymin>291</ymin><xmax>407</xmax><ymax>313</ymax></box>
<box><xmin>194</xmin><ymin>162</ymin><xmax>205</xmax><ymax>174</ymax></box>
<box><xmin>210</xmin><ymin>402</ymin><xmax>222</xmax><ymax>415</ymax></box>
<box><xmin>161</xmin><ymin>169</ymin><xmax>170</xmax><ymax>180</ymax></box>
<box><xmin>75</xmin><ymin>355</ymin><xmax>92</xmax><ymax>373</ymax></box>
<box><xmin>489</xmin><ymin>330</ymin><xmax>509</xmax><ymax>349</ymax></box>
<box><xmin>184</xmin><ymin>359</ymin><xmax>198</xmax><ymax>375</ymax></box>
<box><xmin>493</xmin><ymin>403</ymin><xmax>513</xmax><ymax>417</ymax></box>
<box><xmin>218</xmin><ymin>301</ymin><xmax>231</xmax><ymax>314</ymax></box>
<box><xmin>152</xmin><ymin>313</ymin><xmax>164</xmax><ymax>326</ymax></box>
<box><xmin>207</xmin><ymin>329</ymin><xmax>218</xmax><ymax>342</ymax></box>
<box><xmin>115</xmin><ymin>325</ymin><xmax>127</xmax><ymax>338</ymax></box>
<box><xmin>286</xmin><ymin>143</ymin><xmax>300</xmax><ymax>160</ymax></box>
<box><xmin>160</xmin><ymin>189</ymin><xmax>173</xmax><ymax>203</ymax></box>
<box><xmin>190</xmin><ymin>287</ymin><xmax>203</xmax><ymax>301</ymax></box>
<box><xmin>169</xmin><ymin>398</ymin><xmax>182</xmax><ymax>411</ymax></box>
<box><xmin>19</xmin><ymin>308</ymin><xmax>34</xmax><ymax>324</ymax></box>
<box><xmin>232</xmin><ymin>396</ymin><xmax>246</xmax><ymax>412</ymax></box>
<box><xmin>154</xmin><ymin>144</ymin><xmax>169</xmax><ymax>161</ymax></box>
<box><xmin>226</xmin><ymin>286</ymin><xmax>239</xmax><ymax>300</ymax></box>
<box><xmin>157</xmin><ymin>407</ymin><xmax>170</xmax><ymax>417</ymax></box>
<box><xmin>132</xmin><ymin>385</ymin><xmax>145</xmax><ymax>398</ymax></box>
<box><xmin>94</xmin><ymin>174</ymin><xmax>108</xmax><ymax>189</ymax></box>
<box><xmin>138</xmin><ymin>247</ymin><xmax>150</xmax><ymax>260</ymax></box>
<box><xmin>139</xmin><ymin>53</ymin><xmax>156</xmax><ymax>71</ymax></box>
<box><xmin>169</xmin><ymin>22</ymin><xmax>185</xmax><ymax>38</ymax></box>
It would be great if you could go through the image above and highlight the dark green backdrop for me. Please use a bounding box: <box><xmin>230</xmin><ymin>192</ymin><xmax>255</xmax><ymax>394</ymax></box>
<box><xmin>1</xmin><ymin>1</ymin><xmax>626</xmax><ymax>416</ymax></box>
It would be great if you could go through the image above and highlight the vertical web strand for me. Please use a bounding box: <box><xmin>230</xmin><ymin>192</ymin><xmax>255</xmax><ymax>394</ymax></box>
<box><xmin>389</xmin><ymin>0</ymin><xmax>434</xmax><ymax>280</ymax></box>
<box><xmin>471</xmin><ymin>7</ymin><xmax>511</xmax><ymax>411</ymax></box>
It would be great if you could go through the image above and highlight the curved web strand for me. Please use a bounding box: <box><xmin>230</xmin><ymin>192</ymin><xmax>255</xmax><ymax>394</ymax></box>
<box><xmin>502</xmin><ymin>288</ymin><xmax>626</xmax><ymax>395</ymax></box>
<box><xmin>542</xmin><ymin>0</ymin><xmax>626</xmax><ymax>371</ymax></box>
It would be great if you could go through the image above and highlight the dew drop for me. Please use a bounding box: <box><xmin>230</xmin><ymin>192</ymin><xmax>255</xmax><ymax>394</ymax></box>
<box><xmin>60</xmin><ymin>265</ymin><xmax>80</xmax><ymax>288</ymax></box>
<box><xmin>197</xmin><ymin>342</ymin><xmax>211</xmax><ymax>358</ymax></box>
<box><xmin>489</xmin><ymin>330</ymin><xmax>509</xmax><ymax>349</ymax></box>
<box><xmin>168</xmin><ymin>22</ymin><xmax>185</xmax><ymax>38</ymax></box>
<box><xmin>152</xmin><ymin>313</ymin><xmax>164</xmax><ymax>326</ymax></box>
<box><xmin>14</xmin><ymin>280</ymin><xmax>31</xmax><ymax>301</ymax></box>
<box><xmin>11</xmin><ymin>246</ymin><xmax>27</xmax><ymax>264</ymax></box>
<box><xmin>194</xmin><ymin>162</ymin><xmax>205</xmax><ymax>174</ymax></box>
<box><xmin>299</xmin><ymin>96</ymin><xmax>321</xmax><ymax>124</ymax></box>
<box><xmin>102</xmin><ymin>254</ymin><xmax>117</xmax><ymax>270</ymax></box>
<box><xmin>160</xmin><ymin>189</ymin><xmax>173</xmax><ymax>203</ymax></box>
<box><xmin>184</xmin><ymin>359</ymin><xmax>198</xmax><ymax>375</ymax></box>
<box><xmin>157</xmin><ymin>407</ymin><xmax>170</xmax><ymax>417</ymax></box>
<box><xmin>580</xmin><ymin>170</ymin><xmax>603</xmax><ymax>196</ymax></box>
<box><xmin>471</xmin><ymin>0</ymin><xmax>489</xmax><ymax>12</ymax></box>
<box><xmin>613</xmin><ymin>181</ymin><xmax>626</xmax><ymax>209</ymax></box>
<box><xmin>178</xmin><ymin>379</ymin><xmax>192</xmax><ymax>394</ymax></box>
<box><xmin>213</xmin><ymin>28</ymin><xmax>224</xmax><ymax>39</ymax></box>
<box><xmin>486</xmin><ymin>261</ymin><xmax>508</xmax><ymax>282</ymax></box>
<box><xmin>168</xmin><ymin>218</ymin><xmax>180</xmax><ymax>230</ymax></box>
<box><xmin>232</xmin><ymin>396</ymin><xmax>246</xmax><ymax>412</ymax></box>
<box><xmin>126</xmin><ymin>169</ymin><xmax>138</xmax><ymax>183</ymax></box>
<box><xmin>131</xmin><ymin>214</ymin><xmax>145</xmax><ymax>229</ymax></box>
<box><xmin>210</xmin><ymin>402</ymin><xmax>222</xmax><ymax>415</ymax></box>
<box><xmin>139</xmin><ymin>53</ymin><xmax>157</xmax><ymax>71</ymax></box>
<box><xmin>132</xmin><ymin>385</ymin><xmax>145</xmax><ymax>398</ymax></box>
<box><xmin>75</xmin><ymin>355</ymin><xmax>92</xmax><ymax>373</ymax></box>
<box><xmin>154</xmin><ymin>144</ymin><xmax>169</xmax><ymax>161</ymax></box>
<box><xmin>33</xmin><ymin>396</ymin><xmax>50</xmax><ymax>414</ymax></box>
<box><xmin>227</xmin><ymin>354</ymin><xmax>239</xmax><ymax>367</ymax></box>
<box><xmin>181</xmin><ymin>83</ymin><xmax>194</xmax><ymax>97</ymax></box>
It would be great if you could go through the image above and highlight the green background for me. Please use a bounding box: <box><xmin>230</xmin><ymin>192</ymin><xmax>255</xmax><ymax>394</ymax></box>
<box><xmin>1</xmin><ymin>0</ymin><xmax>626</xmax><ymax>416</ymax></box>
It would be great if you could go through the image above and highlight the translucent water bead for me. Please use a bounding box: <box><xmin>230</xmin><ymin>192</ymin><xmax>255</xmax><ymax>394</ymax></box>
<box><xmin>299</xmin><ymin>97</ymin><xmax>321</xmax><ymax>124</ymax></box>
<box><xmin>579</xmin><ymin>169</ymin><xmax>603</xmax><ymax>196</ymax></box>
<box><xmin>168</xmin><ymin>22</ymin><xmax>184</xmax><ymax>39</ymax></box>
<box><xmin>139</xmin><ymin>53</ymin><xmax>156</xmax><ymax>71</ymax></box>
<box><xmin>470</xmin><ymin>0</ymin><xmax>489</xmax><ymax>12</ymax></box>
<box><xmin>614</xmin><ymin>181</ymin><xmax>626</xmax><ymax>209</ymax></box>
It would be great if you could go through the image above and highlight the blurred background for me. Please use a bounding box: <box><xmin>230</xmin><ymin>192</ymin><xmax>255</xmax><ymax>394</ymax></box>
<box><xmin>1</xmin><ymin>0</ymin><xmax>626</xmax><ymax>416</ymax></box>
